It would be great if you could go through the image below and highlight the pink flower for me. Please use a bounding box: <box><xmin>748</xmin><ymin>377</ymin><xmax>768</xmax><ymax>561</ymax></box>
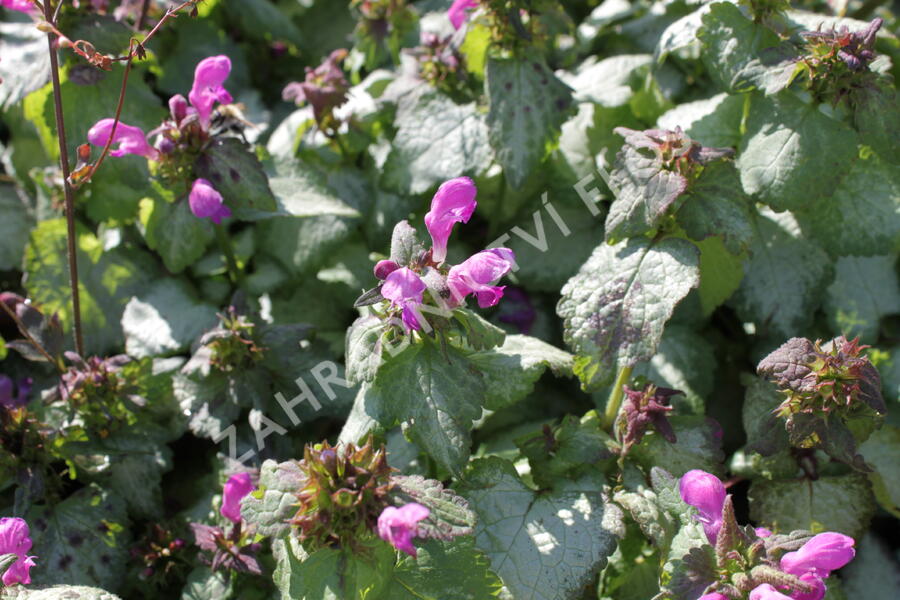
<box><xmin>377</xmin><ymin>503</ymin><xmax>429</xmax><ymax>558</ymax></box>
<box><xmin>448</xmin><ymin>0</ymin><xmax>478</xmax><ymax>29</ymax></box>
<box><xmin>189</xmin><ymin>178</ymin><xmax>232</xmax><ymax>224</ymax></box>
<box><xmin>447</xmin><ymin>248</ymin><xmax>515</xmax><ymax>308</ymax></box>
<box><xmin>168</xmin><ymin>93</ymin><xmax>192</xmax><ymax>124</ymax></box>
<box><xmin>0</xmin><ymin>0</ymin><xmax>34</xmax><ymax>13</ymax></box>
<box><xmin>373</xmin><ymin>260</ymin><xmax>400</xmax><ymax>280</ymax></box>
<box><xmin>678</xmin><ymin>469</ymin><xmax>726</xmax><ymax>544</ymax></box>
<box><xmin>750</xmin><ymin>584</ymin><xmax>794</xmax><ymax>600</ymax></box>
<box><xmin>781</xmin><ymin>532</ymin><xmax>855</xmax><ymax>579</ymax></box>
<box><xmin>220</xmin><ymin>472</ymin><xmax>254</xmax><ymax>524</ymax></box>
<box><xmin>0</xmin><ymin>517</ymin><xmax>37</xmax><ymax>586</ymax></box>
<box><xmin>699</xmin><ymin>595</ymin><xmax>730</xmax><ymax>600</ymax></box>
<box><xmin>381</xmin><ymin>267</ymin><xmax>427</xmax><ymax>331</ymax></box>
<box><xmin>424</xmin><ymin>177</ymin><xmax>477</xmax><ymax>264</ymax></box>
<box><xmin>188</xmin><ymin>55</ymin><xmax>233</xmax><ymax>125</ymax></box>
<box><xmin>755</xmin><ymin>527</ymin><xmax>773</xmax><ymax>538</ymax></box>
<box><xmin>87</xmin><ymin>118</ymin><xmax>158</xmax><ymax>159</ymax></box>
<box><xmin>791</xmin><ymin>573</ymin><xmax>827</xmax><ymax>600</ymax></box>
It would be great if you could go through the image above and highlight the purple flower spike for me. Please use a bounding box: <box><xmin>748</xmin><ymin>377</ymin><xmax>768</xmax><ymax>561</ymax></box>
<box><xmin>448</xmin><ymin>0</ymin><xmax>478</xmax><ymax>29</ymax></box>
<box><xmin>382</xmin><ymin>267</ymin><xmax>427</xmax><ymax>331</ymax></box>
<box><xmin>220</xmin><ymin>472</ymin><xmax>254</xmax><ymax>524</ymax></box>
<box><xmin>749</xmin><ymin>584</ymin><xmax>794</xmax><ymax>600</ymax></box>
<box><xmin>189</xmin><ymin>179</ymin><xmax>232</xmax><ymax>224</ymax></box>
<box><xmin>189</xmin><ymin>55</ymin><xmax>233</xmax><ymax>125</ymax></box>
<box><xmin>87</xmin><ymin>118</ymin><xmax>158</xmax><ymax>159</ymax></box>
<box><xmin>0</xmin><ymin>517</ymin><xmax>37</xmax><ymax>586</ymax></box>
<box><xmin>679</xmin><ymin>469</ymin><xmax>726</xmax><ymax>544</ymax></box>
<box><xmin>424</xmin><ymin>177</ymin><xmax>477</xmax><ymax>264</ymax></box>
<box><xmin>447</xmin><ymin>248</ymin><xmax>515</xmax><ymax>308</ymax></box>
<box><xmin>377</xmin><ymin>503</ymin><xmax>430</xmax><ymax>558</ymax></box>
<box><xmin>781</xmin><ymin>532</ymin><xmax>855</xmax><ymax>579</ymax></box>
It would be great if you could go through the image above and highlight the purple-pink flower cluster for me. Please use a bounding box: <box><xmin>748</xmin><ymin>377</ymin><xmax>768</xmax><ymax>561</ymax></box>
<box><xmin>0</xmin><ymin>517</ymin><xmax>37</xmax><ymax>586</ymax></box>
<box><xmin>87</xmin><ymin>56</ymin><xmax>234</xmax><ymax>225</ymax></box>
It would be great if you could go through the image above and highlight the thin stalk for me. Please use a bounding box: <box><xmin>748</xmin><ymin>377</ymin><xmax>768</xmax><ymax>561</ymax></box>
<box><xmin>214</xmin><ymin>224</ymin><xmax>244</xmax><ymax>288</ymax></box>
<box><xmin>0</xmin><ymin>301</ymin><xmax>64</xmax><ymax>371</ymax></box>
<box><xmin>136</xmin><ymin>0</ymin><xmax>152</xmax><ymax>31</ymax></box>
<box><xmin>603</xmin><ymin>365</ymin><xmax>633</xmax><ymax>431</ymax></box>
<box><xmin>44</xmin><ymin>0</ymin><xmax>85</xmax><ymax>357</ymax></box>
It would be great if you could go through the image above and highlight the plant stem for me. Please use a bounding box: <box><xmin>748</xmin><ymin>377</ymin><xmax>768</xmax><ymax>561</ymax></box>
<box><xmin>44</xmin><ymin>0</ymin><xmax>85</xmax><ymax>357</ymax></box>
<box><xmin>0</xmin><ymin>301</ymin><xmax>64</xmax><ymax>371</ymax></box>
<box><xmin>603</xmin><ymin>365</ymin><xmax>633</xmax><ymax>431</ymax></box>
<box><xmin>214</xmin><ymin>224</ymin><xmax>244</xmax><ymax>288</ymax></box>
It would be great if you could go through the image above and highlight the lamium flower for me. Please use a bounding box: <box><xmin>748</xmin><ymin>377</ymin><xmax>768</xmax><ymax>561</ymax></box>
<box><xmin>424</xmin><ymin>177</ymin><xmax>477</xmax><ymax>264</ymax></box>
<box><xmin>0</xmin><ymin>517</ymin><xmax>37</xmax><ymax>586</ymax></box>
<box><xmin>781</xmin><ymin>532</ymin><xmax>855</xmax><ymax>580</ymax></box>
<box><xmin>189</xmin><ymin>178</ymin><xmax>232</xmax><ymax>224</ymax></box>
<box><xmin>168</xmin><ymin>93</ymin><xmax>192</xmax><ymax>125</ymax></box>
<box><xmin>377</xmin><ymin>503</ymin><xmax>430</xmax><ymax>558</ymax></box>
<box><xmin>373</xmin><ymin>259</ymin><xmax>399</xmax><ymax>280</ymax></box>
<box><xmin>220</xmin><ymin>472</ymin><xmax>254</xmax><ymax>524</ymax></box>
<box><xmin>87</xmin><ymin>119</ymin><xmax>158</xmax><ymax>159</ymax></box>
<box><xmin>679</xmin><ymin>469</ymin><xmax>726</xmax><ymax>544</ymax></box>
<box><xmin>282</xmin><ymin>49</ymin><xmax>349</xmax><ymax>127</ymax></box>
<box><xmin>447</xmin><ymin>248</ymin><xmax>515</xmax><ymax>308</ymax></box>
<box><xmin>189</xmin><ymin>55</ymin><xmax>233</xmax><ymax>125</ymax></box>
<box><xmin>381</xmin><ymin>267</ymin><xmax>427</xmax><ymax>331</ymax></box>
<box><xmin>749</xmin><ymin>584</ymin><xmax>794</xmax><ymax>600</ymax></box>
<box><xmin>699</xmin><ymin>594</ymin><xmax>730</xmax><ymax>600</ymax></box>
<box><xmin>448</xmin><ymin>0</ymin><xmax>478</xmax><ymax>29</ymax></box>
<box><xmin>0</xmin><ymin>0</ymin><xmax>34</xmax><ymax>13</ymax></box>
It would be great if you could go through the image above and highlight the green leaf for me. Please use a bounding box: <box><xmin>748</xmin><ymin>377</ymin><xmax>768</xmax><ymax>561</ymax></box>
<box><xmin>657</xmin><ymin>93</ymin><xmax>746</xmax><ymax>149</ymax></box>
<box><xmin>859</xmin><ymin>425</ymin><xmax>900</xmax><ymax>518</ymax></box>
<box><xmin>459</xmin><ymin>457</ymin><xmax>624</xmax><ymax>600</ymax></box>
<box><xmin>485</xmin><ymin>54</ymin><xmax>573</xmax><ymax>189</ymax></box>
<box><xmin>86</xmin><ymin>159</ymin><xmax>154</xmax><ymax>224</ymax></box>
<box><xmin>267</xmin><ymin>160</ymin><xmax>361</xmax><ymax>218</ymax></box>
<box><xmin>741</xmin><ymin>374</ymin><xmax>789</xmax><ymax>457</ymax></box>
<box><xmin>748</xmin><ymin>474</ymin><xmax>876</xmax><ymax>539</ymax></box>
<box><xmin>179</xmin><ymin>567</ymin><xmax>234</xmax><ymax>600</ymax></box>
<box><xmin>695</xmin><ymin>235</ymin><xmax>746</xmax><ymax>317</ymax></box>
<box><xmin>24</xmin><ymin>219</ymin><xmax>157</xmax><ymax>355</ymax></box>
<box><xmin>388</xmin><ymin>475</ymin><xmax>476</xmax><ymax>540</ymax></box>
<box><xmin>630</xmin><ymin>415</ymin><xmax>725</xmax><ymax>478</ymax></box>
<box><xmin>0</xmin><ymin>586</ymin><xmax>124</xmax><ymax>600</ymax></box>
<box><xmin>824</xmin><ymin>256</ymin><xmax>900</xmax><ymax>344</ymax></box>
<box><xmin>384</xmin><ymin>538</ymin><xmax>503</xmax><ymax>599</ymax></box>
<box><xmin>468</xmin><ymin>334</ymin><xmax>574</xmax><ymax>410</ymax></box>
<box><xmin>566</xmin><ymin>54</ymin><xmax>653</xmax><ymax>109</ymax></box>
<box><xmin>794</xmin><ymin>152</ymin><xmax>900</xmax><ymax>257</ymax></box>
<box><xmin>841</xmin><ymin>532</ymin><xmax>900</xmax><ymax>599</ymax></box>
<box><xmin>382</xmin><ymin>90</ymin><xmax>491</xmax><ymax>194</ymax></box>
<box><xmin>345</xmin><ymin>316</ymin><xmax>388</xmax><ymax>386</ymax></box>
<box><xmin>452</xmin><ymin>309</ymin><xmax>506</xmax><ymax>352</ymax></box>
<box><xmin>0</xmin><ymin>183</ymin><xmax>32</xmax><ymax>270</ymax></box>
<box><xmin>677</xmin><ymin>162</ymin><xmax>754</xmax><ymax>254</ymax></box>
<box><xmin>27</xmin><ymin>485</ymin><xmax>130</xmax><ymax>590</ymax></box>
<box><xmin>122</xmin><ymin>279</ymin><xmax>218</xmax><ymax>358</ymax></box>
<box><xmin>194</xmin><ymin>138</ymin><xmax>277</xmax><ymax>219</ymax></box>
<box><xmin>730</xmin><ymin>211</ymin><xmax>833</xmax><ymax>337</ymax></box>
<box><xmin>852</xmin><ymin>84</ymin><xmax>900</xmax><ymax>166</ymax></box>
<box><xmin>219</xmin><ymin>0</ymin><xmax>303</xmax><ymax>45</ymax></box>
<box><xmin>139</xmin><ymin>191</ymin><xmax>215</xmax><ymax>274</ymax></box>
<box><xmin>558</xmin><ymin>237</ymin><xmax>701</xmax><ymax>390</ymax></box>
<box><xmin>366</xmin><ymin>341</ymin><xmax>485</xmax><ymax>475</ymax></box>
<box><xmin>0</xmin><ymin>19</ymin><xmax>50</xmax><ymax>110</ymax></box>
<box><xmin>737</xmin><ymin>93</ymin><xmax>858</xmax><ymax>211</ymax></box>
<box><xmin>242</xmin><ymin>459</ymin><xmax>306</xmax><ymax>538</ymax></box>
<box><xmin>259</xmin><ymin>213</ymin><xmax>357</xmax><ymax>276</ymax></box>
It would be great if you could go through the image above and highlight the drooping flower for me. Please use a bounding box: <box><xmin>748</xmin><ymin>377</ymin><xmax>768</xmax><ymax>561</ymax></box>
<box><xmin>678</xmin><ymin>469</ymin><xmax>726</xmax><ymax>544</ymax></box>
<box><xmin>749</xmin><ymin>584</ymin><xmax>794</xmax><ymax>600</ymax></box>
<box><xmin>447</xmin><ymin>248</ymin><xmax>515</xmax><ymax>308</ymax></box>
<box><xmin>448</xmin><ymin>0</ymin><xmax>478</xmax><ymax>29</ymax></box>
<box><xmin>381</xmin><ymin>267</ymin><xmax>427</xmax><ymax>331</ymax></box>
<box><xmin>424</xmin><ymin>177</ymin><xmax>477</xmax><ymax>264</ymax></box>
<box><xmin>220</xmin><ymin>472</ymin><xmax>254</xmax><ymax>524</ymax></box>
<box><xmin>0</xmin><ymin>517</ymin><xmax>37</xmax><ymax>586</ymax></box>
<box><xmin>189</xmin><ymin>178</ymin><xmax>232</xmax><ymax>224</ymax></box>
<box><xmin>87</xmin><ymin>118</ymin><xmax>158</xmax><ymax>159</ymax></box>
<box><xmin>377</xmin><ymin>503</ymin><xmax>429</xmax><ymax>558</ymax></box>
<box><xmin>189</xmin><ymin>55</ymin><xmax>233</xmax><ymax>125</ymax></box>
<box><xmin>0</xmin><ymin>0</ymin><xmax>34</xmax><ymax>13</ymax></box>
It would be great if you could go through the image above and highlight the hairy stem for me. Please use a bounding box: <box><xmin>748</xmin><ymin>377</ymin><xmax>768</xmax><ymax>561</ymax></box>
<box><xmin>44</xmin><ymin>0</ymin><xmax>85</xmax><ymax>357</ymax></box>
<box><xmin>603</xmin><ymin>365</ymin><xmax>633</xmax><ymax>431</ymax></box>
<box><xmin>214</xmin><ymin>224</ymin><xmax>244</xmax><ymax>288</ymax></box>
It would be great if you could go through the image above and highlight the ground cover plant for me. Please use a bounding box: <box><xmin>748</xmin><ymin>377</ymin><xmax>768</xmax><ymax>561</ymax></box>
<box><xmin>0</xmin><ymin>0</ymin><xmax>898</xmax><ymax>598</ymax></box>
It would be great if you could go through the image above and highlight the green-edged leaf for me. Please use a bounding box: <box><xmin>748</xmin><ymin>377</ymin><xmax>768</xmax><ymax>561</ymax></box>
<box><xmin>194</xmin><ymin>138</ymin><xmax>277</xmax><ymax>219</ymax></box>
<box><xmin>0</xmin><ymin>585</ymin><xmax>124</xmax><ymax>600</ymax></box>
<box><xmin>366</xmin><ymin>341</ymin><xmax>485</xmax><ymax>475</ymax></box>
<box><xmin>385</xmin><ymin>538</ymin><xmax>502</xmax><ymax>599</ymax></box>
<box><xmin>122</xmin><ymin>279</ymin><xmax>218</xmax><ymax>358</ymax></box>
<box><xmin>27</xmin><ymin>485</ymin><xmax>130</xmax><ymax>589</ymax></box>
<box><xmin>824</xmin><ymin>256</ymin><xmax>900</xmax><ymax>344</ymax></box>
<box><xmin>242</xmin><ymin>459</ymin><xmax>306</xmax><ymax>538</ymax></box>
<box><xmin>630</xmin><ymin>415</ymin><xmax>725</xmax><ymax>478</ymax></box>
<box><xmin>452</xmin><ymin>309</ymin><xmax>506</xmax><ymax>352</ymax></box>
<box><xmin>859</xmin><ymin>425</ymin><xmax>900</xmax><ymax>518</ymax></box>
<box><xmin>0</xmin><ymin>183</ymin><xmax>32</xmax><ymax>270</ymax></box>
<box><xmin>389</xmin><ymin>475</ymin><xmax>476</xmax><ymax>540</ymax></box>
<box><xmin>730</xmin><ymin>211</ymin><xmax>832</xmax><ymax>337</ymax></box>
<box><xmin>459</xmin><ymin>457</ymin><xmax>625</xmax><ymax>600</ymax></box>
<box><xmin>383</xmin><ymin>90</ymin><xmax>491</xmax><ymax>194</ymax></box>
<box><xmin>794</xmin><ymin>153</ymin><xmax>900</xmax><ymax>257</ymax></box>
<box><xmin>677</xmin><ymin>162</ymin><xmax>754</xmax><ymax>254</ymax></box>
<box><xmin>558</xmin><ymin>237</ymin><xmax>701</xmax><ymax>390</ymax></box>
<box><xmin>139</xmin><ymin>191</ymin><xmax>215</xmax><ymax>274</ymax></box>
<box><xmin>24</xmin><ymin>220</ymin><xmax>156</xmax><ymax>355</ymax></box>
<box><xmin>345</xmin><ymin>315</ymin><xmax>388</xmax><ymax>385</ymax></box>
<box><xmin>468</xmin><ymin>334</ymin><xmax>573</xmax><ymax>410</ymax></box>
<box><xmin>748</xmin><ymin>474</ymin><xmax>876</xmax><ymax>539</ymax></box>
<box><xmin>485</xmin><ymin>54</ymin><xmax>573</xmax><ymax>189</ymax></box>
<box><xmin>657</xmin><ymin>93</ymin><xmax>745</xmax><ymax>149</ymax></box>
<box><xmin>737</xmin><ymin>93</ymin><xmax>858</xmax><ymax>211</ymax></box>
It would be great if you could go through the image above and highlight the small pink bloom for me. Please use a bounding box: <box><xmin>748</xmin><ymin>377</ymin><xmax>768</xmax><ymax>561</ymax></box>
<box><xmin>781</xmin><ymin>532</ymin><xmax>855</xmax><ymax>579</ymax></box>
<box><xmin>424</xmin><ymin>177</ymin><xmax>477</xmax><ymax>264</ymax></box>
<box><xmin>374</xmin><ymin>259</ymin><xmax>400</xmax><ymax>280</ymax></box>
<box><xmin>87</xmin><ymin>118</ymin><xmax>158</xmax><ymax>159</ymax></box>
<box><xmin>0</xmin><ymin>0</ymin><xmax>34</xmax><ymax>13</ymax></box>
<box><xmin>699</xmin><ymin>594</ymin><xmax>730</xmax><ymax>600</ymax></box>
<box><xmin>749</xmin><ymin>584</ymin><xmax>794</xmax><ymax>600</ymax></box>
<box><xmin>382</xmin><ymin>268</ymin><xmax>427</xmax><ymax>331</ymax></box>
<box><xmin>189</xmin><ymin>178</ymin><xmax>232</xmax><ymax>224</ymax></box>
<box><xmin>447</xmin><ymin>248</ymin><xmax>515</xmax><ymax>308</ymax></box>
<box><xmin>791</xmin><ymin>573</ymin><xmax>827</xmax><ymax>600</ymax></box>
<box><xmin>188</xmin><ymin>55</ymin><xmax>233</xmax><ymax>125</ymax></box>
<box><xmin>220</xmin><ymin>472</ymin><xmax>254</xmax><ymax>524</ymax></box>
<box><xmin>679</xmin><ymin>469</ymin><xmax>726</xmax><ymax>544</ymax></box>
<box><xmin>377</xmin><ymin>503</ymin><xmax>429</xmax><ymax>558</ymax></box>
<box><xmin>168</xmin><ymin>93</ymin><xmax>191</xmax><ymax>123</ymax></box>
<box><xmin>0</xmin><ymin>517</ymin><xmax>37</xmax><ymax>586</ymax></box>
<box><xmin>755</xmin><ymin>527</ymin><xmax>773</xmax><ymax>538</ymax></box>
<box><xmin>448</xmin><ymin>0</ymin><xmax>478</xmax><ymax>29</ymax></box>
